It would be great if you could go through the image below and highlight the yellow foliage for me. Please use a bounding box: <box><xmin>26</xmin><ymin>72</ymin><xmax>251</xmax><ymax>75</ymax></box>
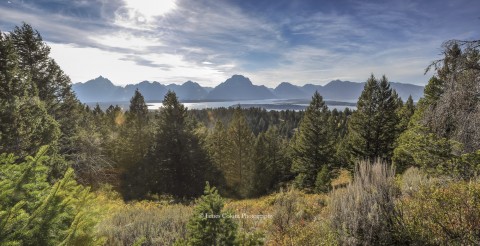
<box><xmin>330</xmin><ymin>168</ymin><xmax>352</xmax><ymax>189</ymax></box>
<box><xmin>224</xmin><ymin>188</ymin><xmax>333</xmax><ymax>245</ymax></box>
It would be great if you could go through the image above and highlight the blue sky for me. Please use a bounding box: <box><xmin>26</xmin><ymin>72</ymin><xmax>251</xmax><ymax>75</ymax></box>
<box><xmin>0</xmin><ymin>0</ymin><xmax>478</xmax><ymax>87</ymax></box>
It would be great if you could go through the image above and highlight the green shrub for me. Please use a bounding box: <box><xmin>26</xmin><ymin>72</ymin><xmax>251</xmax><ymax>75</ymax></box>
<box><xmin>448</xmin><ymin>150</ymin><xmax>480</xmax><ymax>180</ymax></box>
<box><xmin>398</xmin><ymin>179</ymin><xmax>480</xmax><ymax>245</ymax></box>
<box><xmin>181</xmin><ymin>182</ymin><xmax>238</xmax><ymax>246</ymax></box>
<box><xmin>398</xmin><ymin>167</ymin><xmax>428</xmax><ymax>197</ymax></box>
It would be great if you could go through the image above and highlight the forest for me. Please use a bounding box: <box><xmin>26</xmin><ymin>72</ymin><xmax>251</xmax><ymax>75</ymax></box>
<box><xmin>1</xmin><ymin>24</ymin><xmax>479</xmax><ymax>245</ymax></box>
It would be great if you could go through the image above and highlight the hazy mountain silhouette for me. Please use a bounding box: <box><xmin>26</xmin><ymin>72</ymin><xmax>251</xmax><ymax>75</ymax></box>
<box><xmin>302</xmin><ymin>80</ymin><xmax>364</xmax><ymax>101</ymax></box>
<box><xmin>124</xmin><ymin>81</ymin><xmax>168</xmax><ymax>101</ymax></box>
<box><xmin>166</xmin><ymin>81</ymin><xmax>209</xmax><ymax>100</ymax></box>
<box><xmin>72</xmin><ymin>76</ymin><xmax>118</xmax><ymax>102</ymax></box>
<box><xmin>274</xmin><ymin>82</ymin><xmax>309</xmax><ymax>99</ymax></box>
<box><xmin>388</xmin><ymin>82</ymin><xmax>424</xmax><ymax>101</ymax></box>
<box><xmin>73</xmin><ymin>77</ymin><xmax>207</xmax><ymax>102</ymax></box>
<box><xmin>72</xmin><ymin>75</ymin><xmax>424</xmax><ymax>103</ymax></box>
<box><xmin>205</xmin><ymin>75</ymin><xmax>276</xmax><ymax>100</ymax></box>
<box><xmin>283</xmin><ymin>80</ymin><xmax>423</xmax><ymax>102</ymax></box>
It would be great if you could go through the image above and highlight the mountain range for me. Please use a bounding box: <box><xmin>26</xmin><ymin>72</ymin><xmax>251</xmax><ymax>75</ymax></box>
<box><xmin>72</xmin><ymin>75</ymin><xmax>424</xmax><ymax>103</ymax></box>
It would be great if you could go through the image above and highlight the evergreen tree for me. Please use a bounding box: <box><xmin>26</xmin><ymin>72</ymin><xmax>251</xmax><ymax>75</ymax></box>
<box><xmin>252</xmin><ymin>126</ymin><xmax>289</xmax><ymax>196</ymax></box>
<box><xmin>423</xmin><ymin>76</ymin><xmax>444</xmax><ymax>106</ymax></box>
<box><xmin>206</xmin><ymin>120</ymin><xmax>228</xmax><ymax>171</ymax></box>
<box><xmin>9</xmin><ymin>23</ymin><xmax>82</xmax><ymax>164</ymax></box>
<box><xmin>10</xmin><ymin>23</ymin><xmax>76</xmax><ymax>111</ymax></box>
<box><xmin>140</xmin><ymin>91</ymin><xmax>211</xmax><ymax>198</ymax></box>
<box><xmin>393</xmin><ymin>99</ymin><xmax>460</xmax><ymax>174</ymax></box>
<box><xmin>0</xmin><ymin>31</ymin><xmax>60</xmax><ymax>158</ymax></box>
<box><xmin>291</xmin><ymin>91</ymin><xmax>334</xmax><ymax>192</ymax></box>
<box><xmin>224</xmin><ymin>107</ymin><xmax>256</xmax><ymax>198</ymax></box>
<box><xmin>314</xmin><ymin>165</ymin><xmax>331</xmax><ymax>193</ymax></box>
<box><xmin>125</xmin><ymin>89</ymin><xmax>151</xmax><ymax>161</ymax></box>
<box><xmin>0</xmin><ymin>146</ymin><xmax>99</xmax><ymax>245</ymax></box>
<box><xmin>182</xmin><ymin>182</ymin><xmax>238</xmax><ymax>246</ymax></box>
<box><xmin>0</xmin><ymin>32</ymin><xmax>30</xmax><ymax>99</ymax></box>
<box><xmin>204</xmin><ymin>120</ymin><xmax>231</xmax><ymax>195</ymax></box>
<box><xmin>397</xmin><ymin>95</ymin><xmax>415</xmax><ymax>134</ymax></box>
<box><xmin>346</xmin><ymin>74</ymin><xmax>400</xmax><ymax>163</ymax></box>
<box><xmin>121</xmin><ymin>90</ymin><xmax>154</xmax><ymax>196</ymax></box>
<box><xmin>332</xmin><ymin>108</ymin><xmax>353</xmax><ymax>168</ymax></box>
<box><xmin>0</xmin><ymin>97</ymin><xmax>60</xmax><ymax>159</ymax></box>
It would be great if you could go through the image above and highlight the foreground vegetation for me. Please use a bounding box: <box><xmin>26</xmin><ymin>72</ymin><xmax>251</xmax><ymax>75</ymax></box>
<box><xmin>0</xmin><ymin>23</ymin><xmax>479</xmax><ymax>245</ymax></box>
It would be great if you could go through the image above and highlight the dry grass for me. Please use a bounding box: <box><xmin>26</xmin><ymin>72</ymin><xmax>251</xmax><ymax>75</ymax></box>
<box><xmin>225</xmin><ymin>187</ymin><xmax>332</xmax><ymax>245</ymax></box>
<box><xmin>93</xmin><ymin>187</ymin><xmax>192</xmax><ymax>246</ymax></box>
<box><xmin>90</xmin><ymin>166</ymin><xmax>480</xmax><ymax>246</ymax></box>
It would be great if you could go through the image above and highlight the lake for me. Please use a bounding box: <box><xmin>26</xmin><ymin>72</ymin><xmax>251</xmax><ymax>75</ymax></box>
<box><xmin>147</xmin><ymin>99</ymin><xmax>356</xmax><ymax>111</ymax></box>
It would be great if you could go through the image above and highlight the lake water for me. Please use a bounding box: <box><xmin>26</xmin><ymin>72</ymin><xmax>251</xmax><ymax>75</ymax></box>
<box><xmin>147</xmin><ymin>99</ymin><xmax>356</xmax><ymax>111</ymax></box>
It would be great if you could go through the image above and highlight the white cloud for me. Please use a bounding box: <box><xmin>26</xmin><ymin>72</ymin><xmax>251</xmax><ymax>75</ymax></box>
<box><xmin>241</xmin><ymin>43</ymin><xmax>436</xmax><ymax>88</ymax></box>
<box><xmin>123</xmin><ymin>0</ymin><xmax>176</xmax><ymax>19</ymax></box>
<box><xmin>113</xmin><ymin>0</ymin><xmax>177</xmax><ymax>30</ymax></box>
<box><xmin>89</xmin><ymin>32</ymin><xmax>164</xmax><ymax>51</ymax></box>
<box><xmin>48</xmin><ymin>42</ymin><xmax>228</xmax><ymax>86</ymax></box>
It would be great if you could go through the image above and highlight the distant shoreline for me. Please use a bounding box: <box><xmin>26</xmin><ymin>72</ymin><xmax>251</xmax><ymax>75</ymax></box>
<box><xmin>84</xmin><ymin>99</ymin><xmax>356</xmax><ymax>111</ymax></box>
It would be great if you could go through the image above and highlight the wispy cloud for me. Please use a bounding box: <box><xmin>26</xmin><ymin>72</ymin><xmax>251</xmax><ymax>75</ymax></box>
<box><xmin>0</xmin><ymin>0</ymin><xmax>478</xmax><ymax>86</ymax></box>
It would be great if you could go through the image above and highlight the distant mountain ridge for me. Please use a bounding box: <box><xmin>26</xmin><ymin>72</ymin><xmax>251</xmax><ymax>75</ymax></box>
<box><xmin>72</xmin><ymin>75</ymin><xmax>424</xmax><ymax>103</ymax></box>
<box><xmin>73</xmin><ymin>76</ymin><xmax>207</xmax><ymax>102</ymax></box>
<box><xmin>206</xmin><ymin>75</ymin><xmax>276</xmax><ymax>100</ymax></box>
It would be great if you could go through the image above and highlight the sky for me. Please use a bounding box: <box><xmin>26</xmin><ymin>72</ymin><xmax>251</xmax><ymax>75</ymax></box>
<box><xmin>0</xmin><ymin>0</ymin><xmax>479</xmax><ymax>87</ymax></box>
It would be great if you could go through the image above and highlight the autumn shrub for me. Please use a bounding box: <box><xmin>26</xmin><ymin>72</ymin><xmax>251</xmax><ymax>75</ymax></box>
<box><xmin>224</xmin><ymin>196</ymin><xmax>271</xmax><ymax>245</ymax></box>
<box><xmin>224</xmin><ymin>187</ymin><xmax>332</xmax><ymax>245</ymax></box>
<box><xmin>330</xmin><ymin>168</ymin><xmax>352</xmax><ymax>190</ymax></box>
<box><xmin>398</xmin><ymin>178</ymin><xmax>480</xmax><ymax>245</ymax></box>
<box><xmin>97</xmin><ymin>200</ymin><xmax>192</xmax><ymax>246</ymax></box>
<box><xmin>330</xmin><ymin>160</ymin><xmax>401</xmax><ymax>245</ymax></box>
<box><xmin>267</xmin><ymin>187</ymin><xmax>331</xmax><ymax>245</ymax></box>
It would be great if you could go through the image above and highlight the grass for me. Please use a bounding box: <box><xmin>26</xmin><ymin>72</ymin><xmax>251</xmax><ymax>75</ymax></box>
<box><xmin>91</xmin><ymin>165</ymin><xmax>480</xmax><ymax>246</ymax></box>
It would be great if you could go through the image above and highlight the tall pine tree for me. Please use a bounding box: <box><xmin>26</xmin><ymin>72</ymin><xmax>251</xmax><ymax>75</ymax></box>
<box><xmin>224</xmin><ymin>107</ymin><xmax>256</xmax><ymax>198</ymax></box>
<box><xmin>9</xmin><ymin>23</ymin><xmax>81</xmax><ymax>161</ymax></box>
<box><xmin>0</xmin><ymin>30</ymin><xmax>60</xmax><ymax>158</ymax></box>
<box><xmin>124</xmin><ymin>89</ymin><xmax>151</xmax><ymax>164</ymax></box>
<box><xmin>291</xmin><ymin>91</ymin><xmax>334</xmax><ymax>192</ymax></box>
<box><xmin>138</xmin><ymin>91</ymin><xmax>212</xmax><ymax>198</ymax></box>
<box><xmin>121</xmin><ymin>90</ymin><xmax>154</xmax><ymax>196</ymax></box>
<box><xmin>346</xmin><ymin>74</ymin><xmax>400</xmax><ymax>163</ymax></box>
<box><xmin>252</xmin><ymin>126</ymin><xmax>288</xmax><ymax>197</ymax></box>
<box><xmin>397</xmin><ymin>95</ymin><xmax>415</xmax><ymax>134</ymax></box>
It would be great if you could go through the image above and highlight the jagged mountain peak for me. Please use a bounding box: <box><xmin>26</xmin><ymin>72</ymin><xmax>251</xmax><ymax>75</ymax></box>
<box><xmin>83</xmin><ymin>75</ymin><xmax>113</xmax><ymax>85</ymax></box>
<box><xmin>276</xmin><ymin>82</ymin><xmax>295</xmax><ymax>87</ymax></box>
<box><xmin>223</xmin><ymin>74</ymin><xmax>253</xmax><ymax>86</ymax></box>
<box><xmin>206</xmin><ymin>75</ymin><xmax>275</xmax><ymax>100</ymax></box>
